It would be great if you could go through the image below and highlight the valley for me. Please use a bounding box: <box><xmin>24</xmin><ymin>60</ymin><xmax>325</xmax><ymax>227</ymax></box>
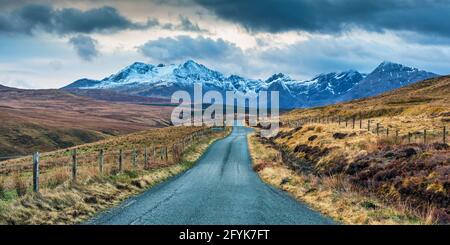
<box><xmin>0</xmin><ymin>85</ymin><xmax>173</xmax><ymax>157</ymax></box>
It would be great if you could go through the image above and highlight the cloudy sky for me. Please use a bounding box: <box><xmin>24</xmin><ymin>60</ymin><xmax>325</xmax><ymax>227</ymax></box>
<box><xmin>1</xmin><ymin>0</ymin><xmax>450</xmax><ymax>89</ymax></box>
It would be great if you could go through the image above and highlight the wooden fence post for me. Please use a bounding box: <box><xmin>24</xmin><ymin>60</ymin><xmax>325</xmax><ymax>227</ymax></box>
<box><xmin>396</xmin><ymin>130</ymin><xmax>399</xmax><ymax>142</ymax></box>
<box><xmin>338</xmin><ymin>116</ymin><xmax>341</xmax><ymax>125</ymax></box>
<box><xmin>408</xmin><ymin>132</ymin><xmax>412</xmax><ymax>144</ymax></box>
<box><xmin>98</xmin><ymin>149</ymin><xmax>104</xmax><ymax>174</ymax></box>
<box><xmin>424</xmin><ymin>129</ymin><xmax>427</xmax><ymax>144</ymax></box>
<box><xmin>144</xmin><ymin>148</ymin><xmax>148</xmax><ymax>169</ymax></box>
<box><xmin>367</xmin><ymin>120</ymin><xmax>371</xmax><ymax>131</ymax></box>
<box><xmin>345</xmin><ymin>119</ymin><xmax>348</xmax><ymax>127</ymax></box>
<box><xmin>386</xmin><ymin>128</ymin><xmax>389</xmax><ymax>137</ymax></box>
<box><xmin>32</xmin><ymin>152</ymin><xmax>40</xmax><ymax>193</ymax></box>
<box><xmin>444</xmin><ymin>126</ymin><xmax>447</xmax><ymax>144</ymax></box>
<box><xmin>165</xmin><ymin>146</ymin><xmax>168</xmax><ymax>161</ymax></box>
<box><xmin>132</xmin><ymin>149</ymin><xmax>137</xmax><ymax>167</ymax></box>
<box><xmin>72</xmin><ymin>149</ymin><xmax>77</xmax><ymax>184</ymax></box>
<box><xmin>359</xmin><ymin>114</ymin><xmax>362</xmax><ymax>129</ymax></box>
<box><xmin>352</xmin><ymin>116</ymin><xmax>356</xmax><ymax>129</ymax></box>
<box><xmin>119</xmin><ymin>149</ymin><xmax>123</xmax><ymax>172</ymax></box>
<box><xmin>376</xmin><ymin>123</ymin><xmax>380</xmax><ymax>136</ymax></box>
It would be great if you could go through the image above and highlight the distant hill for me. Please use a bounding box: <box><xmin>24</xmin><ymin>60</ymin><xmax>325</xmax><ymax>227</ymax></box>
<box><xmin>0</xmin><ymin>86</ymin><xmax>173</xmax><ymax>157</ymax></box>
<box><xmin>64</xmin><ymin>88</ymin><xmax>171</xmax><ymax>104</ymax></box>
<box><xmin>63</xmin><ymin>60</ymin><xmax>439</xmax><ymax>109</ymax></box>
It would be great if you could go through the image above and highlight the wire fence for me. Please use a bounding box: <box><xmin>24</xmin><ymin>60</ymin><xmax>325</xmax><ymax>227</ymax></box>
<box><xmin>284</xmin><ymin>115</ymin><xmax>449</xmax><ymax>145</ymax></box>
<box><xmin>0</xmin><ymin>127</ymin><xmax>224</xmax><ymax>197</ymax></box>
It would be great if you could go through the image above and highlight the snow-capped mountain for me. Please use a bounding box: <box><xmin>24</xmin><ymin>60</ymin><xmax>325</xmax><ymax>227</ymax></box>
<box><xmin>65</xmin><ymin>60</ymin><xmax>262</xmax><ymax>98</ymax></box>
<box><xmin>282</xmin><ymin>70</ymin><xmax>366</xmax><ymax>107</ymax></box>
<box><xmin>63</xmin><ymin>60</ymin><xmax>439</xmax><ymax>109</ymax></box>
<box><xmin>340</xmin><ymin>61</ymin><xmax>438</xmax><ymax>101</ymax></box>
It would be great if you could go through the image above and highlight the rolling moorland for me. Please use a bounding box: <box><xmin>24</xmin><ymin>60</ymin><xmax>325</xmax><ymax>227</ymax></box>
<box><xmin>0</xmin><ymin>125</ymin><xmax>230</xmax><ymax>224</ymax></box>
<box><xmin>0</xmin><ymin>64</ymin><xmax>448</xmax><ymax>224</ymax></box>
<box><xmin>251</xmin><ymin>75</ymin><xmax>450</xmax><ymax>224</ymax></box>
<box><xmin>0</xmin><ymin>85</ymin><xmax>174</xmax><ymax>157</ymax></box>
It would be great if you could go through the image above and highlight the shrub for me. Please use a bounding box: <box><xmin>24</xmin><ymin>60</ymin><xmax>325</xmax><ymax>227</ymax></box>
<box><xmin>315</xmin><ymin>126</ymin><xmax>323</xmax><ymax>133</ymax></box>
<box><xmin>46</xmin><ymin>170</ymin><xmax>70</xmax><ymax>189</ymax></box>
<box><xmin>13</xmin><ymin>174</ymin><xmax>27</xmax><ymax>197</ymax></box>
<box><xmin>0</xmin><ymin>178</ymin><xmax>6</xmax><ymax>199</ymax></box>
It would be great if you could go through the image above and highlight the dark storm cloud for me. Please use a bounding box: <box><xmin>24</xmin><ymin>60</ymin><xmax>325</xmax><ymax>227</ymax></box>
<box><xmin>69</xmin><ymin>35</ymin><xmax>99</xmax><ymax>61</ymax></box>
<box><xmin>157</xmin><ymin>15</ymin><xmax>208</xmax><ymax>33</ymax></box>
<box><xmin>0</xmin><ymin>4</ymin><xmax>158</xmax><ymax>35</ymax></box>
<box><xmin>138</xmin><ymin>35</ymin><xmax>242</xmax><ymax>62</ymax></box>
<box><xmin>193</xmin><ymin>0</ymin><xmax>450</xmax><ymax>37</ymax></box>
<box><xmin>177</xmin><ymin>15</ymin><xmax>207</xmax><ymax>32</ymax></box>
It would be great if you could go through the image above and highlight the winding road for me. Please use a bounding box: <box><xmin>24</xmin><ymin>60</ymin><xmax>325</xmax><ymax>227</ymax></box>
<box><xmin>87</xmin><ymin>126</ymin><xmax>334</xmax><ymax>225</ymax></box>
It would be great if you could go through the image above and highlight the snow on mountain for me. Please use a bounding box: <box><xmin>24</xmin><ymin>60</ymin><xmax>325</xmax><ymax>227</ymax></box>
<box><xmin>63</xmin><ymin>60</ymin><xmax>439</xmax><ymax>109</ymax></box>
<box><xmin>340</xmin><ymin>61</ymin><xmax>438</xmax><ymax>101</ymax></box>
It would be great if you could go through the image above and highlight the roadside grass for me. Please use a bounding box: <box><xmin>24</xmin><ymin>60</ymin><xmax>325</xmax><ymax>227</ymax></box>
<box><xmin>0</xmin><ymin>126</ymin><xmax>214</xmax><ymax>195</ymax></box>
<box><xmin>0</xmin><ymin>127</ymin><xmax>231</xmax><ymax>225</ymax></box>
<box><xmin>249</xmin><ymin>75</ymin><xmax>450</xmax><ymax>224</ymax></box>
<box><xmin>272</xmin><ymin>117</ymin><xmax>449</xmax><ymax>221</ymax></box>
<box><xmin>247</xmin><ymin>132</ymin><xmax>431</xmax><ymax>225</ymax></box>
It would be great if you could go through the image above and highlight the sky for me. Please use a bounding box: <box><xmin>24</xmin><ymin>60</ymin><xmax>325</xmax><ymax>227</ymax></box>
<box><xmin>1</xmin><ymin>0</ymin><xmax>450</xmax><ymax>89</ymax></box>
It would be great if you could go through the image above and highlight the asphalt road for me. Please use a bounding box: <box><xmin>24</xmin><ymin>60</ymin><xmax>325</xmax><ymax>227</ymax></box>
<box><xmin>87</xmin><ymin>126</ymin><xmax>335</xmax><ymax>225</ymax></box>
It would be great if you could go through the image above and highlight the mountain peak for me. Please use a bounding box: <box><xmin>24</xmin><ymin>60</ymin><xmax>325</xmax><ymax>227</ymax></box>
<box><xmin>379</xmin><ymin>60</ymin><xmax>398</xmax><ymax>67</ymax></box>
<box><xmin>371</xmin><ymin>61</ymin><xmax>428</xmax><ymax>75</ymax></box>
<box><xmin>184</xmin><ymin>59</ymin><xmax>197</xmax><ymax>64</ymax></box>
<box><xmin>265</xmin><ymin>73</ymin><xmax>290</xmax><ymax>83</ymax></box>
<box><xmin>182</xmin><ymin>59</ymin><xmax>202</xmax><ymax>67</ymax></box>
<box><xmin>375</xmin><ymin>61</ymin><xmax>412</xmax><ymax>71</ymax></box>
<box><xmin>180</xmin><ymin>59</ymin><xmax>211</xmax><ymax>73</ymax></box>
<box><xmin>130</xmin><ymin>61</ymin><xmax>147</xmax><ymax>66</ymax></box>
<box><xmin>128</xmin><ymin>62</ymin><xmax>153</xmax><ymax>69</ymax></box>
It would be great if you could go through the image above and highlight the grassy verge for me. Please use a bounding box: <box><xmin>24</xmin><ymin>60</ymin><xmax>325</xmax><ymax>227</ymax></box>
<box><xmin>0</xmin><ymin>127</ymin><xmax>231</xmax><ymax>224</ymax></box>
<box><xmin>248</xmin><ymin>132</ymin><xmax>429</xmax><ymax>224</ymax></box>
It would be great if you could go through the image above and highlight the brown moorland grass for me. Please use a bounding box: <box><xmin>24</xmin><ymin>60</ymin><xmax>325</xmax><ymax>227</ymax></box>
<box><xmin>271</xmin><ymin>75</ymin><xmax>450</xmax><ymax>223</ymax></box>
<box><xmin>0</xmin><ymin>126</ymin><xmax>224</xmax><ymax>195</ymax></box>
<box><xmin>0</xmin><ymin>126</ymin><xmax>231</xmax><ymax>224</ymax></box>
<box><xmin>0</xmin><ymin>86</ymin><xmax>174</xmax><ymax>156</ymax></box>
<box><xmin>248</xmin><ymin>132</ymin><xmax>434</xmax><ymax>224</ymax></box>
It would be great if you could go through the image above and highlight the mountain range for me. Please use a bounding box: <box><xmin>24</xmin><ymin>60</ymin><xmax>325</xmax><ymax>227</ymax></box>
<box><xmin>63</xmin><ymin>60</ymin><xmax>439</xmax><ymax>109</ymax></box>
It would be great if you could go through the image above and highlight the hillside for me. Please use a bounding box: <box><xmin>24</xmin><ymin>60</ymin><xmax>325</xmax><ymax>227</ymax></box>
<box><xmin>64</xmin><ymin>88</ymin><xmax>171</xmax><ymax>104</ymax></box>
<box><xmin>0</xmin><ymin>86</ymin><xmax>173</xmax><ymax>157</ymax></box>
<box><xmin>266</xmin><ymin>75</ymin><xmax>450</xmax><ymax>223</ymax></box>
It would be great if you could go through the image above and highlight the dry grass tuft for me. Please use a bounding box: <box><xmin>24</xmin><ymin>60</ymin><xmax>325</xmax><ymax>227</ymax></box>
<box><xmin>13</xmin><ymin>174</ymin><xmax>27</xmax><ymax>197</ymax></box>
<box><xmin>0</xmin><ymin>177</ymin><xmax>6</xmax><ymax>199</ymax></box>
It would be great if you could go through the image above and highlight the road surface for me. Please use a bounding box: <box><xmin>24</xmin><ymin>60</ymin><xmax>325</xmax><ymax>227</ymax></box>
<box><xmin>87</xmin><ymin>126</ymin><xmax>335</xmax><ymax>224</ymax></box>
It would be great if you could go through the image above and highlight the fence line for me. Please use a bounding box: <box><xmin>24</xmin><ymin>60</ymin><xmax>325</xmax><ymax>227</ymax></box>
<box><xmin>0</xmin><ymin>127</ymin><xmax>223</xmax><ymax>195</ymax></box>
<box><xmin>284</xmin><ymin>115</ymin><xmax>448</xmax><ymax>145</ymax></box>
